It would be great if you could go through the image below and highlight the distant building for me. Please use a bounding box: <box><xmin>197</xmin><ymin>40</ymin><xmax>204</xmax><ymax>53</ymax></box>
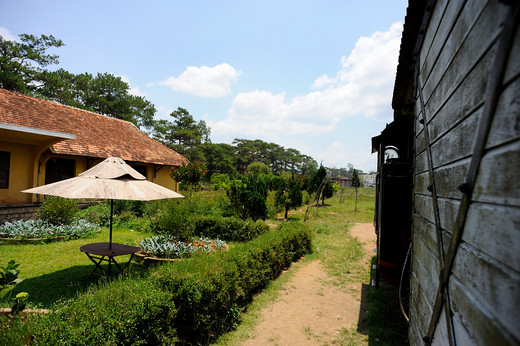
<box><xmin>360</xmin><ymin>174</ymin><xmax>376</xmax><ymax>187</ymax></box>
<box><xmin>329</xmin><ymin>176</ymin><xmax>351</xmax><ymax>188</ymax></box>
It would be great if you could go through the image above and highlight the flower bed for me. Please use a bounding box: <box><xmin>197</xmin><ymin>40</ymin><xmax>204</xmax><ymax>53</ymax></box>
<box><xmin>135</xmin><ymin>236</ymin><xmax>228</xmax><ymax>264</ymax></box>
<box><xmin>0</xmin><ymin>219</ymin><xmax>98</xmax><ymax>241</ymax></box>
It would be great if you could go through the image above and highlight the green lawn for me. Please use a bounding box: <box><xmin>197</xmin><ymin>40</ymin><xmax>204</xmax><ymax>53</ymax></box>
<box><xmin>0</xmin><ymin>227</ymin><xmax>152</xmax><ymax>308</ymax></box>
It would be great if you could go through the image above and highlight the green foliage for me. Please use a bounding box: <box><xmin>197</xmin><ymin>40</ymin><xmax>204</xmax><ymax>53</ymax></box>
<box><xmin>321</xmin><ymin>179</ymin><xmax>334</xmax><ymax>204</ymax></box>
<box><xmin>351</xmin><ymin>169</ymin><xmax>362</xmax><ymax>188</ymax></box>
<box><xmin>31</xmin><ymin>277</ymin><xmax>178</xmax><ymax>345</ymax></box>
<box><xmin>170</xmin><ymin>160</ymin><xmax>207</xmax><ymax>192</ymax></box>
<box><xmin>0</xmin><ymin>33</ymin><xmax>64</xmax><ymax>93</ymax></box>
<box><xmin>113</xmin><ymin>200</ymin><xmax>146</xmax><ymax>217</ymax></box>
<box><xmin>76</xmin><ymin>203</ymin><xmax>111</xmax><ymax>227</ymax></box>
<box><xmin>274</xmin><ymin>173</ymin><xmax>303</xmax><ymax>218</ymax></box>
<box><xmin>151</xmin><ymin>221</ymin><xmax>312</xmax><ymax>344</ymax></box>
<box><xmin>308</xmin><ymin>164</ymin><xmax>327</xmax><ymax>194</ymax></box>
<box><xmin>0</xmin><ymin>260</ymin><xmax>21</xmax><ymax>295</ymax></box>
<box><xmin>192</xmin><ymin>215</ymin><xmax>269</xmax><ymax>241</ymax></box>
<box><xmin>202</xmin><ymin>143</ymin><xmax>237</xmax><ymax>176</ymax></box>
<box><xmin>232</xmin><ymin>139</ymin><xmax>318</xmax><ymax>175</ymax></box>
<box><xmin>139</xmin><ymin>236</ymin><xmax>227</xmax><ymax>259</ymax></box>
<box><xmin>0</xmin><ymin>260</ymin><xmax>27</xmax><ymax>315</ymax></box>
<box><xmin>36</xmin><ymin>196</ymin><xmax>78</xmax><ymax>225</ymax></box>
<box><xmin>226</xmin><ymin>174</ymin><xmax>268</xmax><ymax>221</ymax></box>
<box><xmin>0</xmin><ymin>219</ymin><xmax>97</xmax><ymax>240</ymax></box>
<box><xmin>211</xmin><ymin>172</ymin><xmax>232</xmax><ymax>190</ymax></box>
<box><xmin>153</xmin><ymin>107</ymin><xmax>210</xmax><ymax>162</ymax></box>
<box><xmin>247</xmin><ymin>162</ymin><xmax>271</xmax><ymax>175</ymax></box>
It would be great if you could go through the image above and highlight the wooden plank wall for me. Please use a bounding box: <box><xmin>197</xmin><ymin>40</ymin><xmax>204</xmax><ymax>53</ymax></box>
<box><xmin>409</xmin><ymin>0</ymin><xmax>520</xmax><ymax>344</ymax></box>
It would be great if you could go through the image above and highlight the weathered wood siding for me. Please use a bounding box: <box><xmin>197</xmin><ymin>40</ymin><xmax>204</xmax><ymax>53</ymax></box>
<box><xmin>409</xmin><ymin>0</ymin><xmax>520</xmax><ymax>344</ymax></box>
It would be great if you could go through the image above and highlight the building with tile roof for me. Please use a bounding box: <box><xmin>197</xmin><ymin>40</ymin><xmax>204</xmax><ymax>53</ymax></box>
<box><xmin>0</xmin><ymin>88</ymin><xmax>188</xmax><ymax>205</ymax></box>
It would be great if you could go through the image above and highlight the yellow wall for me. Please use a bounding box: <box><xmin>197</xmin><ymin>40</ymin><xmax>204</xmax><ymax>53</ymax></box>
<box><xmin>149</xmin><ymin>165</ymin><xmax>179</xmax><ymax>192</ymax></box>
<box><xmin>0</xmin><ymin>142</ymin><xmax>34</xmax><ymax>204</ymax></box>
<box><xmin>1</xmin><ymin>149</ymin><xmax>180</xmax><ymax>205</ymax></box>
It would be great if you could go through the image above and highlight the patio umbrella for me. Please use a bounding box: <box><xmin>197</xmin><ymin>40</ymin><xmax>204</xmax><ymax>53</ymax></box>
<box><xmin>23</xmin><ymin>157</ymin><xmax>184</xmax><ymax>248</ymax></box>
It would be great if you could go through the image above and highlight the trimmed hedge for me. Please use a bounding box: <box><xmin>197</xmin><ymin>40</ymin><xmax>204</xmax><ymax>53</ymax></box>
<box><xmin>152</xmin><ymin>221</ymin><xmax>312</xmax><ymax>344</ymax></box>
<box><xmin>192</xmin><ymin>215</ymin><xmax>269</xmax><ymax>241</ymax></box>
<box><xmin>0</xmin><ymin>222</ymin><xmax>311</xmax><ymax>345</ymax></box>
<box><xmin>1</xmin><ymin>278</ymin><xmax>177</xmax><ymax>345</ymax></box>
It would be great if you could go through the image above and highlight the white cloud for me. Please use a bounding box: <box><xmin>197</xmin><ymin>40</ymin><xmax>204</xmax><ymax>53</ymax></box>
<box><xmin>159</xmin><ymin>63</ymin><xmax>241</xmax><ymax>98</ymax></box>
<box><xmin>119</xmin><ymin>75</ymin><xmax>147</xmax><ymax>97</ymax></box>
<box><xmin>0</xmin><ymin>27</ymin><xmax>18</xmax><ymax>41</ymax></box>
<box><xmin>212</xmin><ymin>22</ymin><xmax>402</xmax><ymax>142</ymax></box>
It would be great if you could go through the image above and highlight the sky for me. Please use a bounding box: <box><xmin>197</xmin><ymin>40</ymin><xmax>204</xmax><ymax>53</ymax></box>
<box><xmin>0</xmin><ymin>0</ymin><xmax>408</xmax><ymax>173</ymax></box>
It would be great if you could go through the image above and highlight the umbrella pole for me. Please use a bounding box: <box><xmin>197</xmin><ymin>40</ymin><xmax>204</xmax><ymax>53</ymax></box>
<box><xmin>109</xmin><ymin>199</ymin><xmax>114</xmax><ymax>249</ymax></box>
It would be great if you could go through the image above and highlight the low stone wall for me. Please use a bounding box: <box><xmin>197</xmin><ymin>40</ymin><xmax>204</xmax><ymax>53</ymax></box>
<box><xmin>0</xmin><ymin>204</ymin><xmax>41</xmax><ymax>224</ymax></box>
<box><xmin>0</xmin><ymin>202</ymin><xmax>97</xmax><ymax>224</ymax></box>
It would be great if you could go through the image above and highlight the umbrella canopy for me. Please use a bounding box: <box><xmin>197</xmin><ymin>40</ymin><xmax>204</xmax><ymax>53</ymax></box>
<box><xmin>23</xmin><ymin>157</ymin><xmax>184</xmax><ymax>248</ymax></box>
<box><xmin>23</xmin><ymin>157</ymin><xmax>184</xmax><ymax>200</ymax></box>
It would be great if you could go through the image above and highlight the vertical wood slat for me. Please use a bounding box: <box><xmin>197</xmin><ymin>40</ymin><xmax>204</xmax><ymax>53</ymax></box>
<box><xmin>423</xmin><ymin>3</ymin><xmax>520</xmax><ymax>343</ymax></box>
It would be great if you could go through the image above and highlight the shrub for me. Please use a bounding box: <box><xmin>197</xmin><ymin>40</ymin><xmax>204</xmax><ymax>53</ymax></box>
<box><xmin>29</xmin><ymin>277</ymin><xmax>178</xmax><ymax>345</ymax></box>
<box><xmin>36</xmin><ymin>196</ymin><xmax>78</xmax><ymax>225</ymax></box>
<box><xmin>226</xmin><ymin>174</ymin><xmax>268</xmax><ymax>221</ymax></box>
<box><xmin>152</xmin><ymin>221</ymin><xmax>312</xmax><ymax>344</ymax></box>
<box><xmin>76</xmin><ymin>203</ymin><xmax>111</xmax><ymax>227</ymax></box>
<box><xmin>192</xmin><ymin>215</ymin><xmax>269</xmax><ymax>241</ymax></box>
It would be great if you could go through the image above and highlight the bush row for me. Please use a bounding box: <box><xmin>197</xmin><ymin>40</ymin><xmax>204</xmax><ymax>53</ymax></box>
<box><xmin>192</xmin><ymin>215</ymin><xmax>269</xmax><ymax>241</ymax></box>
<box><xmin>151</xmin><ymin>221</ymin><xmax>312</xmax><ymax>344</ymax></box>
<box><xmin>1</xmin><ymin>222</ymin><xmax>311</xmax><ymax>345</ymax></box>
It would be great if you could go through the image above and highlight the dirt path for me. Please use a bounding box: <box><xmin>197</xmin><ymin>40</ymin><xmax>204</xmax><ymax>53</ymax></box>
<box><xmin>242</xmin><ymin>223</ymin><xmax>376</xmax><ymax>345</ymax></box>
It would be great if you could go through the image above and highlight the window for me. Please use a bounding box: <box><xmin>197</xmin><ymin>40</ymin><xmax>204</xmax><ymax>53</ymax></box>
<box><xmin>130</xmin><ymin>165</ymin><xmax>147</xmax><ymax>179</ymax></box>
<box><xmin>45</xmin><ymin>158</ymin><xmax>75</xmax><ymax>184</ymax></box>
<box><xmin>0</xmin><ymin>151</ymin><xmax>10</xmax><ymax>189</ymax></box>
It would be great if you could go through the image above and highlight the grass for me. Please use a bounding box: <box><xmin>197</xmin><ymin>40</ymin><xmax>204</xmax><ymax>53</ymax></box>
<box><xmin>0</xmin><ymin>227</ymin><xmax>153</xmax><ymax>308</ymax></box>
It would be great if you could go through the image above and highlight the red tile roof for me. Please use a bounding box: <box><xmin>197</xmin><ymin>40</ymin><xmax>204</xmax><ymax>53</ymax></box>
<box><xmin>0</xmin><ymin>88</ymin><xmax>188</xmax><ymax>166</ymax></box>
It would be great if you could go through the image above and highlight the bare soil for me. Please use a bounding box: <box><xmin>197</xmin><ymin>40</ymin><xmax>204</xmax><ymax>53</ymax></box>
<box><xmin>242</xmin><ymin>223</ymin><xmax>376</xmax><ymax>345</ymax></box>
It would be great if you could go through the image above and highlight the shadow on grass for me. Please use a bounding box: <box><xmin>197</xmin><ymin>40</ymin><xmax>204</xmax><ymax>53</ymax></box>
<box><xmin>357</xmin><ymin>256</ymin><xmax>409</xmax><ymax>345</ymax></box>
<box><xmin>7</xmin><ymin>262</ymin><xmax>148</xmax><ymax>309</ymax></box>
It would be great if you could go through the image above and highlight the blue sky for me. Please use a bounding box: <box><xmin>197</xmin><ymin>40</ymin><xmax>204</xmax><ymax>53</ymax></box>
<box><xmin>0</xmin><ymin>0</ymin><xmax>408</xmax><ymax>172</ymax></box>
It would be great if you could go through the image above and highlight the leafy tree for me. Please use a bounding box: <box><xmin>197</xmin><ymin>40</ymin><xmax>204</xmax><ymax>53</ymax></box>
<box><xmin>0</xmin><ymin>33</ymin><xmax>64</xmax><ymax>93</ymax></box>
<box><xmin>351</xmin><ymin>168</ymin><xmax>361</xmax><ymax>211</ymax></box>
<box><xmin>247</xmin><ymin>162</ymin><xmax>271</xmax><ymax>175</ymax></box>
<box><xmin>226</xmin><ymin>174</ymin><xmax>268</xmax><ymax>221</ymax></box>
<box><xmin>153</xmin><ymin>107</ymin><xmax>210</xmax><ymax>162</ymax></box>
<box><xmin>210</xmin><ymin>173</ymin><xmax>231</xmax><ymax>191</ymax></box>
<box><xmin>274</xmin><ymin>173</ymin><xmax>303</xmax><ymax>218</ymax></box>
<box><xmin>170</xmin><ymin>161</ymin><xmax>207</xmax><ymax>193</ymax></box>
<box><xmin>308</xmin><ymin>164</ymin><xmax>327</xmax><ymax>194</ymax></box>
<box><xmin>202</xmin><ymin>143</ymin><xmax>237</xmax><ymax>176</ymax></box>
<box><xmin>351</xmin><ymin>169</ymin><xmax>361</xmax><ymax>188</ymax></box>
<box><xmin>321</xmin><ymin>180</ymin><xmax>334</xmax><ymax>205</ymax></box>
